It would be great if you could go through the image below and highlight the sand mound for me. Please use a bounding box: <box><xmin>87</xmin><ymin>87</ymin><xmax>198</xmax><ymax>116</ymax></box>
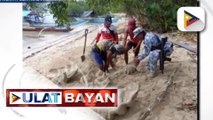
<box><xmin>24</xmin><ymin>44</ymin><xmax>197</xmax><ymax>120</ymax></box>
<box><xmin>23</xmin><ymin>21</ymin><xmax>197</xmax><ymax>120</ymax></box>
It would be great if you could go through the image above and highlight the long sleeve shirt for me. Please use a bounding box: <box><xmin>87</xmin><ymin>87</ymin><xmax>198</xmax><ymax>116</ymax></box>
<box><xmin>138</xmin><ymin>33</ymin><xmax>161</xmax><ymax>60</ymax></box>
<box><xmin>96</xmin><ymin>24</ymin><xmax>118</xmax><ymax>43</ymax></box>
<box><xmin>138</xmin><ymin>33</ymin><xmax>174</xmax><ymax>60</ymax></box>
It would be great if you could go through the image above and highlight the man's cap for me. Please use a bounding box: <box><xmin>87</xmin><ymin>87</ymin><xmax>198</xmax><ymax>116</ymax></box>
<box><xmin>133</xmin><ymin>27</ymin><xmax>145</xmax><ymax>38</ymax></box>
<box><xmin>105</xmin><ymin>15</ymin><xmax>112</xmax><ymax>24</ymax></box>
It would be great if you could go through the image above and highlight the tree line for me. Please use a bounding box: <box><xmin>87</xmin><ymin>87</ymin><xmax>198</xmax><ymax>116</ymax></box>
<box><xmin>26</xmin><ymin>0</ymin><xmax>197</xmax><ymax>32</ymax></box>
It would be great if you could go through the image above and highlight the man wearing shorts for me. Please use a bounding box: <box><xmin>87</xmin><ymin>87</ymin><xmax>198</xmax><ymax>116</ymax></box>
<box><xmin>91</xmin><ymin>40</ymin><xmax>126</xmax><ymax>72</ymax></box>
<box><xmin>123</xmin><ymin>18</ymin><xmax>142</xmax><ymax>64</ymax></box>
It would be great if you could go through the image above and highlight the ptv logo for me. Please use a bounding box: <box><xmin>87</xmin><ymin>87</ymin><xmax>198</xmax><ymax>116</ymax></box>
<box><xmin>184</xmin><ymin>10</ymin><xmax>199</xmax><ymax>28</ymax></box>
<box><xmin>177</xmin><ymin>7</ymin><xmax>205</xmax><ymax>31</ymax></box>
<box><xmin>11</xmin><ymin>94</ymin><xmax>20</xmax><ymax>103</ymax></box>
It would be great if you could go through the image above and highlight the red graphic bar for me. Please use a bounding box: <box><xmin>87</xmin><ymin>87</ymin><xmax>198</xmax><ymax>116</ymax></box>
<box><xmin>6</xmin><ymin>89</ymin><xmax>118</xmax><ymax>107</ymax></box>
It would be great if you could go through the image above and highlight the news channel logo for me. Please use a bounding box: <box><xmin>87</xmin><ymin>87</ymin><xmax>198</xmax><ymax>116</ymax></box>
<box><xmin>177</xmin><ymin>7</ymin><xmax>205</xmax><ymax>32</ymax></box>
<box><xmin>6</xmin><ymin>89</ymin><xmax>118</xmax><ymax>107</ymax></box>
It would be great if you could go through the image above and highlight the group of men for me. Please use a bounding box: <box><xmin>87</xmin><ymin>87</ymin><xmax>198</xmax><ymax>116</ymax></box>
<box><xmin>91</xmin><ymin>15</ymin><xmax>174</xmax><ymax>78</ymax></box>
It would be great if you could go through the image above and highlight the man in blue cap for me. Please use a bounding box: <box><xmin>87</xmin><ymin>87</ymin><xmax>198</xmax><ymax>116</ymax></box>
<box><xmin>96</xmin><ymin>15</ymin><xmax>119</xmax><ymax>44</ymax></box>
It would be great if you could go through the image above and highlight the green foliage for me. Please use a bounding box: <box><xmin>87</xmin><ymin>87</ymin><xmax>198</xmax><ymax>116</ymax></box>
<box><xmin>143</xmin><ymin>0</ymin><xmax>180</xmax><ymax>32</ymax></box>
<box><xmin>25</xmin><ymin>3</ymin><xmax>48</xmax><ymax>16</ymax></box>
<box><xmin>48</xmin><ymin>1</ymin><xmax>70</xmax><ymax>26</ymax></box>
<box><xmin>86</xmin><ymin>0</ymin><xmax>122</xmax><ymax>15</ymax></box>
<box><xmin>26</xmin><ymin>0</ymin><xmax>197</xmax><ymax>31</ymax></box>
<box><xmin>67</xmin><ymin>0</ymin><xmax>89</xmax><ymax>17</ymax></box>
<box><xmin>26</xmin><ymin>1</ymin><xmax>70</xmax><ymax>26</ymax></box>
<box><xmin>119</xmin><ymin>0</ymin><xmax>196</xmax><ymax>32</ymax></box>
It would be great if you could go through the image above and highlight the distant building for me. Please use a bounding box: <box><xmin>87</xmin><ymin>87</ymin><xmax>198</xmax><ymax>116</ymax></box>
<box><xmin>23</xmin><ymin>10</ymin><xmax>43</xmax><ymax>24</ymax></box>
<box><xmin>81</xmin><ymin>10</ymin><xmax>96</xmax><ymax>18</ymax></box>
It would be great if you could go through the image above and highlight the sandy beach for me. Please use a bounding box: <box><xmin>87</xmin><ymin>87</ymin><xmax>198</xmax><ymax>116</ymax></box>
<box><xmin>23</xmin><ymin>17</ymin><xmax>197</xmax><ymax>120</ymax></box>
